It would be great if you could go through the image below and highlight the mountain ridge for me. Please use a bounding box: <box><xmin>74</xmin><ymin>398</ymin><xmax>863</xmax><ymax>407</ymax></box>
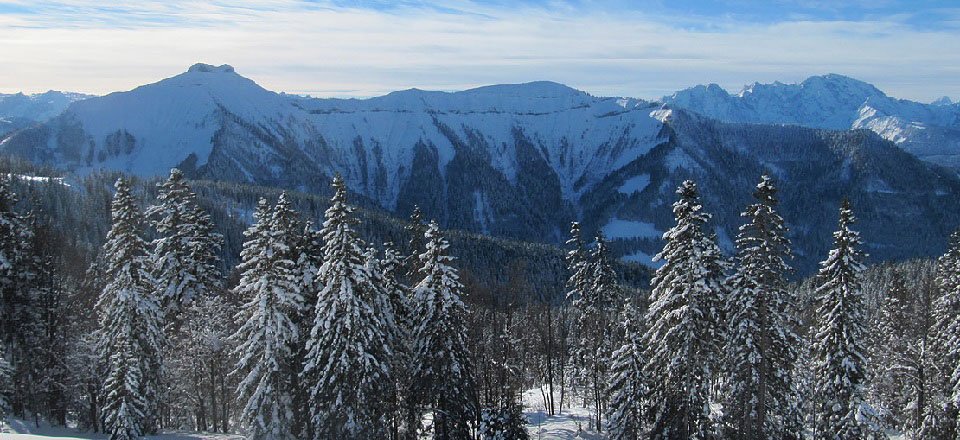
<box><xmin>2</xmin><ymin>65</ymin><xmax>958</xmax><ymax>274</ymax></box>
<box><xmin>663</xmin><ymin>74</ymin><xmax>960</xmax><ymax>167</ymax></box>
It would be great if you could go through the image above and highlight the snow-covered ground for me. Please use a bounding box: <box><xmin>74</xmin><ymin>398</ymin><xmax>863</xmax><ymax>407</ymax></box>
<box><xmin>523</xmin><ymin>388</ymin><xmax>604</xmax><ymax>439</ymax></box>
<box><xmin>1</xmin><ymin>418</ymin><xmax>242</xmax><ymax>440</ymax></box>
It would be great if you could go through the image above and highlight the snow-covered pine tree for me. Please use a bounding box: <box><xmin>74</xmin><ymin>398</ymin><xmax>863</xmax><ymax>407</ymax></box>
<box><xmin>641</xmin><ymin>180</ymin><xmax>727</xmax><ymax>440</ymax></box>
<box><xmin>0</xmin><ymin>176</ymin><xmax>34</xmax><ymax>347</ymax></box>
<box><xmin>404</xmin><ymin>205</ymin><xmax>427</xmax><ymax>282</ymax></box>
<box><xmin>410</xmin><ymin>221</ymin><xmax>475</xmax><ymax>440</ymax></box>
<box><xmin>811</xmin><ymin>200</ymin><xmax>872</xmax><ymax>439</ymax></box>
<box><xmin>606</xmin><ymin>300</ymin><xmax>646</xmax><ymax>440</ymax></box>
<box><xmin>565</xmin><ymin>222</ymin><xmax>589</xmax><ymax>304</ymax></box>
<box><xmin>564</xmin><ymin>221</ymin><xmax>591</xmax><ymax>408</ymax></box>
<box><xmin>478</xmin><ymin>400</ymin><xmax>529</xmax><ymax>440</ymax></box>
<box><xmin>378</xmin><ymin>243</ymin><xmax>417</xmax><ymax>439</ymax></box>
<box><xmin>572</xmin><ymin>233</ymin><xmax>621</xmax><ymax>431</ymax></box>
<box><xmin>96</xmin><ymin>178</ymin><xmax>164</xmax><ymax>440</ymax></box>
<box><xmin>921</xmin><ymin>229</ymin><xmax>960</xmax><ymax>438</ymax></box>
<box><xmin>867</xmin><ymin>269</ymin><xmax>914</xmax><ymax>431</ymax></box>
<box><xmin>146</xmin><ymin>168</ymin><xmax>224</xmax><ymax>429</ymax></box>
<box><xmin>0</xmin><ymin>348</ymin><xmax>11</xmax><ymax>418</ymax></box>
<box><xmin>301</xmin><ymin>176</ymin><xmax>393</xmax><ymax>439</ymax></box>
<box><xmin>722</xmin><ymin>175</ymin><xmax>801</xmax><ymax>439</ymax></box>
<box><xmin>0</xmin><ymin>176</ymin><xmax>39</xmax><ymax>417</ymax></box>
<box><xmin>231</xmin><ymin>196</ymin><xmax>303</xmax><ymax>440</ymax></box>
<box><xmin>146</xmin><ymin>168</ymin><xmax>223</xmax><ymax>320</ymax></box>
<box><xmin>291</xmin><ymin>221</ymin><xmax>320</xmax><ymax>438</ymax></box>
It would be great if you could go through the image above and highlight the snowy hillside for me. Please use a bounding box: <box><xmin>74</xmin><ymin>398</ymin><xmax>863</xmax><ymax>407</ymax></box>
<box><xmin>3</xmin><ymin>65</ymin><xmax>960</xmax><ymax>273</ymax></box>
<box><xmin>662</xmin><ymin>74</ymin><xmax>960</xmax><ymax>167</ymax></box>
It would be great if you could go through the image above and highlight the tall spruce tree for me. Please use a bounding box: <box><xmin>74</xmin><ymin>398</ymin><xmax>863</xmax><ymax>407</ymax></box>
<box><xmin>411</xmin><ymin>221</ymin><xmax>475</xmax><ymax>439</ymax></box>
<box><xmin>571</xmin><ymin>233</ymin><xmax>621</xmax><ymax>431</ymax></box>
<box><xmin>722</xmin><ymin>175</ymin><xmax>801</xmax><ymax>439</ymax></box>
<box><xmin>405</xmin><ymin>205</ymin><xmax>427</xmax><ymax>282</ymax></box>
<box><xmin>811</xmin><ymin>200</ymin><xmax>872</xmax><ymax>439</ymax></box>
<box><xmin>301</xmin><ymin>175</ymin><xmax>393</xmax><ymax>439</ymax></box>
<box><xmin>231</xmin><ymin>196</ymin><xmax>303</xmax><ymax>440</ymax></box>
<box><xmin>0</xmin><ymin>349</ymin><xmax>11</xmax><ymax>418</ymax></box>
<box><xmin>0</xmin><ymin>176</ymin><xmax>39</xmax><ymax>417</ymax></box>
<box><xmin>379</xmin><ymin>243</ymin><xmax>416</xmax><ymax>439</ymax></box>
<box><xmin>565</xmin><ymin>221</ymin><xmax>589</xmax><ymax>304</ymax></box>
<box><xmin>96</xmin><ymin>178</ymin><xmax>163</xmax><ymax>440</ymax></box>
<box><xmin>146</xmin><ymin>168</ymin><xmax>224</xmax><ymax>429</ymax></box>
<box><xmin>606</xmin><ymin>300</ymin><xmax>646</xmax><ymax>440</ymax></box>
<box><xmin>146</xmin><ymin>168</ymin><xmax>222</xmax><ymax>319</ymax></box>
<box><xmin>641</xmin><ymin>180</ymin><xmax>726</xmax><ymax>439</ymax></box>
<box><xmin>290</xmin><ymin>221</ymin><xmax>321</xmax><ymax>439</ymax></box>
<box><xmin>868</xmin><ymin>270</ymin><xmax>914</xmax><ymax>431</ymax></box>
<box><xmin>922</xmin><ymin>229</ymin><xmax>960</xmax><ymax>438</ymax></box>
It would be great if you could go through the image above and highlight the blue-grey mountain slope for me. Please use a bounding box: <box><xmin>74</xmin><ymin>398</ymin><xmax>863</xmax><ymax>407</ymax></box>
<box><xmin>2</xmin><ymin>64</ymin><xmax>958</xmax><ymax>274</ymax></box>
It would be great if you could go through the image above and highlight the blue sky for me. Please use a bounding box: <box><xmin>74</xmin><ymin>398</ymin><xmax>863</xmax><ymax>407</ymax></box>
<box><xmin>2</xmin><ymin>0</ymin><xmax>959</xmax><ymax>101</ymax></box>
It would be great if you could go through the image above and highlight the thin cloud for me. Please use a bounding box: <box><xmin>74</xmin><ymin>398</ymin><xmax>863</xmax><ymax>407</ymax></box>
<box><xmin>1</xmin><ymin>0</ymin><xmax>958</xmax><ymax>102</ymax></box>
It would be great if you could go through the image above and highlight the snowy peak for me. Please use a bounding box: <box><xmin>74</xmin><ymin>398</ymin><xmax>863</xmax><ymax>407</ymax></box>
<box><xmin>932</xmin><ymin>96</ymin><xmax>954</xmax><ymax>106</ymax></box>
<box><xmin>461</xmin><ymin>81</ymin><xmax>585</xmax><ymax>98</ymax></box>
<box><xmin>797</xmin><ymin>73</ymin><xmax>885</xmax><ymax>99</ymax></box>
<box><xmin>186</xmin><ymin>63</ymin><xmax>236</xmax><ymax>74</ymax></box>
<box><xmin>663</xmin><ymin>74</ymin><xmax>960</xmax><ymax>167</ymax></box>
<box><xmin>0</xmin><ymin>90</ymin><xmax>92</xmax><ymax>122</ymax></box>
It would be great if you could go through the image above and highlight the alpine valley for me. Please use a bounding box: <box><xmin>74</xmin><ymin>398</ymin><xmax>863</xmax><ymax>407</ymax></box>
<box><xmin>3</xmin><ymin>63</ymin><xmax>959</xmax><ymax>274</ymax></box>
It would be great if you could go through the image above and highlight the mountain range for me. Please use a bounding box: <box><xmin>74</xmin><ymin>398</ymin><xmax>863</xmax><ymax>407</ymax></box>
<box><xmin>662</xmin><ymin>75</ymin><xmax>960</xmax><ymax>168</ymax></box>
<box><xmin>2</xmin><ymin>64</ymin><xmax>958</xmax><ymax>274</ymax></box>
<box><xmin>0</xmin><ymin>90</ymin><xmax>92</xmax><ymax>138</ymax></box>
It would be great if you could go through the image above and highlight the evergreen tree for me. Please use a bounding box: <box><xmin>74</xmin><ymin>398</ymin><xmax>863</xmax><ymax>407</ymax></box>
<box><xmin>0</xmin><ymin>349</ymin><xmax>11</xmax><ymax>418</ymax></box>
<box><xmin>0</xmin><ymin>176</ymin><xmax>39</xmax><ymax>417</ymax></box>
<box><xmin>811</xmin><ymin>200</ymin><xmax>872</xmax><ymax>439</ymax></box>
<box><xmin>641</xmin><ymin>180</ymin><xmax>726</xmax><ymax>439</ymax></box>
<box><xmin>868</xmin><ymin>270</ymin><xmax>914</xmax><ymax>430</ymax></box>
<box><xmin>291</xmin><ymin>221</ymin><xmax>320</xmax><ymax>439</ymax></box>
<box><xmin>565</xmin><ymin>221</ymin><xmax>589</xmax><ymax>304</ymax></box>
<box><xmin>922</xmin><ymin>229</ymin><xmax>960</xmax><ymax>438</ymax></box>
<box><xmin>302</xmin><ymin>176</ymin><xmax>393</xmax><ymax>439</ymax></box>
<box><xmin>146</xmin><ymin>168</ymin><xmax>224</xmax><ymax>429</ymax></box>
<box><xmin>378</xmin><ymin>243</ymin><xmax>416</xmax><ymax>439</ymax></box>
<box><xmin>405</xmin><ymin>205</ymin><xmax>427</xmax><ymax>282</ymax></box>
<box><xmin>146</xmin><ymin>168</ymin><xmax>222</xmax><ymax>320</ymax></box>
<box><xmin>231</xmin><ymin>196</ymin><xmax>303</xmax><ymax>440</ymax></box>
<box><xmin>96</xmin><ymin>178</ymin><xmax>164</xmax><ymax>439</ymax></box>
<box><xmin>478</xmin><ymin>400</ymin><xmax>529</xmax><ymax>440</ymax></box>
<box><xmin>410</xmin><ymin>221</ymin><xmax>475</xmax><ymax>439</ymax></box>
<box><xmin>606</xmin><ymin>300</ymin><xmax>646</xmax><ymax>440</ymax></box>
<box><xmin>0</xmin><ymin>176</ymin><xmax>34</xmax><ymax>347</ymax></box>
<box><xmin>571</xmin><ymin>233</ymin><xmax>621</xmax><ymax>431</ymax></box>
<box><xmin>722</xmin><ymin>175</ymin><xmax>801</xmax><ymax>439</ymax></box>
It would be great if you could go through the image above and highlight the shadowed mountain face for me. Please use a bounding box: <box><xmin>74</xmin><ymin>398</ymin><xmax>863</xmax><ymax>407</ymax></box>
<box><xmin>3</xmin><ymin>64</ymin><xmax>959</xmax><ymax>274</ymax></box>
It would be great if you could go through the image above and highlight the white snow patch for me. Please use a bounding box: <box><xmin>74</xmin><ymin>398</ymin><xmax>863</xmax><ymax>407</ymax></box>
<box><xmin>617</xmin><ymin>174</ymin><xmax>650</xmax><ymax>194</ymax></box>
<box><xmin>602</xmin><ymin>218</ymin><xmax>661</xmax><ymax>240</ymax></box>
<box><xmin>6</xmin><ymin>173</ymin><xmax>70</xmax><ymax>187</ymax></box>
<box><xmin>523</xmin><ymin>388</ymin><xmax>603</xmax><ymax>439</ymax></box>
<box><xmin>622</xmin><ymin>250</ymin><xmax>663</xmax><ymax>268</ymax></box>
<box><xmin>2</xmin><ymin>418</ymin><xmax>243</xmax><ymax>440</ymax></box>
<box><xmin>649</xmin><ymin>108</ymin><xmax>672</xmax><ymax>122</ymax></box>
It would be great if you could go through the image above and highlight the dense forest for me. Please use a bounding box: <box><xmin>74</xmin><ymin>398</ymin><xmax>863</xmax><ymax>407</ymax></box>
<box><xmin>0</xmin><ymin>156</ymin><xmax>958</xmax><ymax>439</ymax></box>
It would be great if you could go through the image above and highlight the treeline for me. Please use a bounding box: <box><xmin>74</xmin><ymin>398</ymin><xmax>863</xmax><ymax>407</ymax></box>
<box><xmin>581</xmin><ymin>177</ymin><xmax>960</xmax><ymax>439</ymax></box>
<box><xmin>0</xmin><ymin>165</ymin><xmax>958</xmax><ymax>439</ymax></box>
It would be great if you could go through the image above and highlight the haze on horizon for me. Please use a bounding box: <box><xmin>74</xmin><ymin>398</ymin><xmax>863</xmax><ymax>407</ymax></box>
<box><xmin>2</xmin><ymin>0</ymin><xmax>959</xmax><ymax>102</ymax></box>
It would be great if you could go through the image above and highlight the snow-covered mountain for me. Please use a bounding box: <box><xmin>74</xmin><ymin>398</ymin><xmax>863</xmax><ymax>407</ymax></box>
<box><xmin>0</xmin><ymin>90</ymin><xmax>93</xmax><ymax>136</ymax></box>
<box><xmin>2</xmin><ymin>64</ymin><xmax>958</xmax><ymax>273</ymax></box>
<box><xmin>662</xmin><ymin>74</ymin><xmax>960</xmax><ymax>168</ymax></box>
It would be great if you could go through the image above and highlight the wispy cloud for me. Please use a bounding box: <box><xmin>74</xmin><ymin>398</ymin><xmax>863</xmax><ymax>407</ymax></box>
<box><xmin>1</xmin><ymin>0</ymin><xmax>958</xmax><ymax>101</ymax></box>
